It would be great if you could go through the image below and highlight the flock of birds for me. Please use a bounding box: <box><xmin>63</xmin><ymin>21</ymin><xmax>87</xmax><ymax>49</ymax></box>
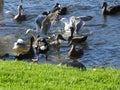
<box><xmin>1</xmin><ymin>1</ymin><xmax>120</xmax><ymax>69</ymax></box>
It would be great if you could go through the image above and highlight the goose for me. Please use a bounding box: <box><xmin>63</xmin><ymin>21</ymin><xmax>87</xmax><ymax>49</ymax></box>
<box><xmin>102</xmin><ymin>2</ymin><xmax>120</xmax><ymax>15</ymax></box>
<box><xmin>34</xmin><ymin>38</ymin><xmax>49</xmax><ymax>62</ymax></box>
<box><xmin>53</xmin><ymin>3</ymin><xmax>67</xmax><ymax>15</ymax></box>
<box><xmin>41</xmin><ymin>10</ymin><xmax>60</xmax><ymax>35</ymax></box>
<box><xmin>68</xmin><ymin>27</ymin><xmax>88</xmax><ymax>44</ymax></box>
<box><xmin>14</xmin><ymin>4</ymin><xmax>26</xmax><ymax>22</ymax></box>
<box><xmin>15</xmin><ymin>37</ymin><xmax>35</xmax><ymax>60</ymax></box>
<box><xmin>13</xmin><ymin>38</ymin><xmax>28</xmax><ymax>54</ymax></box>
<box><xmin>35</xmin><ymin>12</ymin><xmax>49</xmax><ymax>31</ymax></box>
<box><xmin>68</xmin><ymin>41</ymin><xmax>84</xmax><ymax>62</ymax></box>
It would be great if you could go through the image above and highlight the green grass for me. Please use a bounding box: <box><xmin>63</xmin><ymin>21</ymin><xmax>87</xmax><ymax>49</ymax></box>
<box><xmin>0</xmin><ymin>60</ymin><xmax>120</xmax><ymax>90</ymax></box>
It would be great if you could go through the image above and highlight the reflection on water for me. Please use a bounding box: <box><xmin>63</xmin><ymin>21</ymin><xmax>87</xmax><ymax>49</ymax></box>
<box><xmin>0</xmin><ymin>0</ymin><xmax>120</xmax><ymax>68</ymax></box>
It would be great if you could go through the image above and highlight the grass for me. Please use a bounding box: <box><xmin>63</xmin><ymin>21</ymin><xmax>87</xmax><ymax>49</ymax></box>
<box><xmin>0</xmin><ymin>60</ymin><xmax>120</xmax><ymax>90</ymax></box>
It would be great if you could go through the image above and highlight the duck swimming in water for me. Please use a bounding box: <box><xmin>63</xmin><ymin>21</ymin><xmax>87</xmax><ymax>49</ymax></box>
<box><xmin>68</xmin><ymin>41</ymin><xmax>84</xmax><ymax>62</ymax></box>
<box><xmin>102</xmin><ymin>2</ymin><xmax>120</xmax><ymax>15</ymax></box>
<box><xmin>14</xmin><ymin>4</ymin><xmax>26</xmax><ymax>22</ymax></box>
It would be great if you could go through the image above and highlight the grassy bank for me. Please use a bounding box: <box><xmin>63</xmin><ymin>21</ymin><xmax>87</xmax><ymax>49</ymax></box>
<box><xmin>0</xmin><ymin>60</ymin><xmax>120</xmax><ymax>90</ymax></box>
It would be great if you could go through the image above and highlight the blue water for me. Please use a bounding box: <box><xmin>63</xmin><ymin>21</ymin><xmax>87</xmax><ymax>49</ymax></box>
<box><xmin>0</xmin><ymin>0</ymin><xmax>120</xmax><ymax>68</ymax></box>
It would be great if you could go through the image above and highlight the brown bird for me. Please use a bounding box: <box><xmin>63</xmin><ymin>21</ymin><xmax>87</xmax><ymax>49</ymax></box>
<box><xmin>68</xmin><ymin>42</ymin><xmax>84</xmax><ymax>62</ymax></box>
<box><xmin>102</xmin><ymin>2</ymin><xmax>120</xmax><ymax>15</ymax></box>
<box><xmin>14</xmin><ymin>4</ymin><xmax>26</xmax><ymax>22</ymax></box>
<box><xmin>41</xmin><ymin>10</ymin><xmax>60</xmax><ymax>35</ymax></box>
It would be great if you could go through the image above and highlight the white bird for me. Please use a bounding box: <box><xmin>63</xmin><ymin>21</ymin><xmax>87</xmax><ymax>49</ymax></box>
<box><xmin>61</xmin><ymin>16</ymin><xmax>85</xmax><ymax>34</ymax></box>
<box><xmin>60</xmin><ymin>16</ymin><xmax>75</xmax><ymax>31</ymax></box>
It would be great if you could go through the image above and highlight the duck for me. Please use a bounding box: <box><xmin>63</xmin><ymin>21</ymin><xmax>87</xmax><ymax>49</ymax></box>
<box><xmin>68</xmin><ymin>27</ymin><xmax>88</xmax><ymax>44</ymax></box>
<box><xmin>68</xmin><ymin>41</ymin><xmax>84</xmax><ymax>62</ymax></box>
<box><xmin>14</xmin><ymin>4</ymin><xmax>26</xmax><ymax>22</ymax></box>
<box><xmin>13</xmin><ymin>38</ymin><xmax>28</xmax><ymax>54</ymax></box>
<box><xmin>35</xmin><ymin>11</ymin><xmax>49</xmax><ymax>30</ymax></box>
<box><xmin>15</xmin><ymin>37</ymin><xmax>35</xmax><ymax>60</ymax></box>
<box><xmin>53</xmin><ymin>3</ymin><xmax>67</xmax><ymax>15</ymax></box>
<box><xmin>34</xmin><ymin>37</ymin><xmax>49</xmax><ymax>62</ymax></box>
<box><xmin>102</xmin><ymin>2</ymin><xmax>120</xmax><ymax>15</ymax></box>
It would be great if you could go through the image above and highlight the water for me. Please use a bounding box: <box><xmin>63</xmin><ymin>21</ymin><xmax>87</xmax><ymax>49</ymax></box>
<box><xmin>0</xmin><ymin>0</ymin><xmax>120</xmax><ymax>68</ymax></box>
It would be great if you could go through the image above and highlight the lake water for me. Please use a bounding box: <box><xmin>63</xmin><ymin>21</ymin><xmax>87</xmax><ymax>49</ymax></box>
<box><xmin>0</xmin><ymin>0</ymin><xmax>120</xmax><ymax>68</ymax></box>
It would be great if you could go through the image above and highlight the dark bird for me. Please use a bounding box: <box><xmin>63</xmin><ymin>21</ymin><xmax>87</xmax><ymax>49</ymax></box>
<box><xmin>15</xmin><ymin>37</ymin><xmax>35</xmax><ymax>60</ymax></box>
<box><xmin>34</xmin><ymin>37</ymin><xmax>49</xmax><ymax>62</ymax></box>
<box><xmin>14</xmin><ymin>4</ymin><xmax>26</xmax><ymax>22</ymax></box>
<box><xmin>68</xmin><ymin>41</ymin><xmax>84</xmax><ymax>62</ymax></box>
<box><xmin>102</xmin><ymin>2</ymin><xmax>120</xmax><ymax>15</ymax></box>
<box><xmin>68</xmin><ymin>27</ymin><xmax>88</xmax><ymax>44</ymax></box>
<box><xmin>41</xmin><ymin>10</ymin><xmax>59</xmax><ymax>35</ymax></box>
<box><xmin>53</xmin><ymin>3</ymin><xmax>67</xmax><ymax>15</ymax></box>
